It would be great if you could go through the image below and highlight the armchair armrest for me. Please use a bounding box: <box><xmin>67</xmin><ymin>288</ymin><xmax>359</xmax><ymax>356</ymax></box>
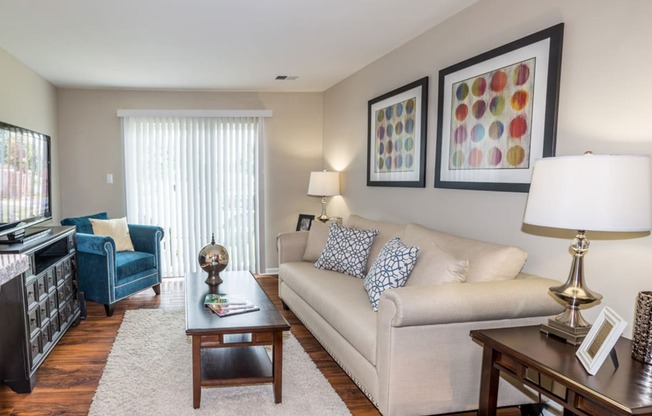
<box><xmin>77</xmin><ymin>233</ymin><xmax>116</xmax><ymax>256</ymax></box>
<box><xmin>277</xmin><ymin>231</ymin><xmax>309</xmax><ymax>264</ymax></box>
<box><xmin>128</xmin><ymin>225</ymin><xmax>164</xmax><ymax>253</ymax></box>
<box><xmin>378</xmin><ymin>276</ymin><xmax>564</xmax><ymax>328</ymax></box>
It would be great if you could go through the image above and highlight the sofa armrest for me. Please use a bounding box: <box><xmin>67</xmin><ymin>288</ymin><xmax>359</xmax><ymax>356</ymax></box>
<box><xmin>128</xmin><ymin>224</ymin><xmax>164</xmax><ymax>253</ymax></box>
<box><xmin>77</xmin><ymin>233</ymin><xmax>116</xmax><ymax>256</ymax></box>
<box><xmin>378</xmin><ymin>276</ymin><xmax>564</xmax><ymax>328</ymax></box>
<box><xmin>277</xmin><ymin>231</ymin><xmax>309</xmax><ymax>264</ymax></box>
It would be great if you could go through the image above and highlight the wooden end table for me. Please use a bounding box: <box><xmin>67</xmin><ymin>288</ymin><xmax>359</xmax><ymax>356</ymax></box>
<box><xmin>185</xmin><ymin>270</ymin><xmax>290</xmax><ymax>409</ymax></box>
<box><xmin>470</xmin><ymin>326</ymin><xmax>652</xmax><ymax>416</ymax></box>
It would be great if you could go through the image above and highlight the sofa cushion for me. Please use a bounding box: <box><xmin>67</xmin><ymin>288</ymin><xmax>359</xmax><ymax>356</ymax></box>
<box><xmin>60</xmin><ymin>212</ymin><xmax>109</xmax><ymax>234</ymax></box>
<box><xmin>280</xmin><ymin>261</ymin><xmax>378</xmax><ymax>365</ymax></box>
<box><xmin>314</xmin><ymin>222</ymin><xmax>379</xmax><ymax>278</ymax></box>
<box><xmin>90</xmin><ymin>217</ymin><xmax>135</xmax><ymax>252</ymax></box>
<box><xmin>406</xmin><ymin>242</ymin><xmax>469</xmax><ymax>286</ymax></box>
<box><xmin>403</xmin><ymin>223</ymin><xmax>527</xmax><ymax>282</ymax></box>
<box><xmin>364</xmin><ymin>237</ymin><xmax>419</xmax><ymax>311</ymax></box>
<box><xmin>302</xmin><ymin>220</ymin><xmax>330</xmax><ymax>262</ymax></box>
<box><xmin>345</xmin><ymin>215</ymin><xmax>407</xmax><ymax>273</ymax></box>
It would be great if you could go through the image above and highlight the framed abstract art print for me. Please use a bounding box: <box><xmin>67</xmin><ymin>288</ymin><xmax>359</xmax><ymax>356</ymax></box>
<box><xmin>435</xmin><ymin>23</ymin><xmax>564</xmax><ymax>192</ymax></box>
<box><xmin>367</xmin><ymin>77</ymin><xmax>428</xmax><ymax>187</ymax></box>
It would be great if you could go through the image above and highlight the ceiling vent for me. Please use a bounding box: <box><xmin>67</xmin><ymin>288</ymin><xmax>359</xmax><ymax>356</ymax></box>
<box><xmin>275</xmin><ymin>75</ymin><xmax>299</xmax><ymax>80</ymax></box>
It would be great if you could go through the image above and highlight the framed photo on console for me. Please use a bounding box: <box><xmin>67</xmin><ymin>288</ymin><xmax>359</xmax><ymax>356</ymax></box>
<box><xmin>367</xmin><ymin>77</ymin><xmax>428</xmax><ymax>188</ymax></box>
<box><xmin>296</xmin><ymin>214</ymin><xmax>315</xmax><ymax>231</ymax></box>
<box><xmin>435</xmin><ymin>23</ymin><xmax>564</xmax><ymax>192</ymax></box>
<box><xmin>576</xmin><ymin>307</ymin><xmax>627</xmax><ymax>375</ymax></box>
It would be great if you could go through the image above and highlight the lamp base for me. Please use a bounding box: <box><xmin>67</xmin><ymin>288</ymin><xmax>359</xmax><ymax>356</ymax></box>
<box><xmin>540</xmin><ymin>319</ymin><xmax>591</xmax><ymax>346</ymax></box>
<box><xmin>318</xmin><ymin>196</ymin><xmax>329</xmax><ymax>222</ymax></box>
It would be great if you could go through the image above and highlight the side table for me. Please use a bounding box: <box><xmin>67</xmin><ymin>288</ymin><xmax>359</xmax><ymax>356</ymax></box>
<box><xmin>470</xmin><ymin>326</ymin><xmax>652</xmax><ymax>416</ymax></box>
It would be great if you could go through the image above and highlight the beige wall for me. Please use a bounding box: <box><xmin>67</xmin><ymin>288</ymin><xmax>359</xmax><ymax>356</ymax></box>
<box><xmin>0</xmin><ymin>48</ymin><xmax>59</xmax><ymax>223</ymax></box>
<box><xmin>57</xmin><ymin>89</ymin><xmax>323</xmax><ymax>272</ymax></box>
<box><xmin>323</xmin><ymin>0</ymin><xmax>652</xmax><ymax>335</ymax></box>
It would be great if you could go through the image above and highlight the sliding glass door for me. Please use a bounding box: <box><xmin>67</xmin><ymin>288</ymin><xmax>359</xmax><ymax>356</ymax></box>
<box><xmin>121</xmin><ymin>114</ymin><xmax>265</xmax><ymax>277</ymax></box>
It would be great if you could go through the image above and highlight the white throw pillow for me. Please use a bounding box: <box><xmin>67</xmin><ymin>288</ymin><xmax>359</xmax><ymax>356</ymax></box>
<box><xmin>89</xmin><ymin>217</ymin><xmax>135</xmax><ymax>252</ymax></box>
<box><xmin>302</xmin><ymin>220</ymin><xmax>330</xmax><ymax>262</ymax></box>
<box><xmin>314</xmin><ymin>223</ymin><xmax>378</xmax><ymax>278</ymax></box>
<box><xmin>405</xmin><ymin>242</ymin><xmax>468</xmax><ymax>286</ymax></box>
<box><xmin>403</xmin><ymin>223</ymin><xmax>527</xmax><ymax>282</ymax></box>
<box><xmin>364</xmin><ymin>237</ymin><xmax>419</xmax><ymax>311</ymax></box>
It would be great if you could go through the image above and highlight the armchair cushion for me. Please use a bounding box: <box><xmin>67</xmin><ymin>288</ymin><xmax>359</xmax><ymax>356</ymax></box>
<box><xmin>116</xmin><ymin>251</ymin><xmax>156</xmax><ymax>280</ymax></box>
<box><xmin>60</xmin><ymin>212</ymin><xmax>109</xmax><ymax>234</ymax></box>
<box><xmin>89</xmin><ymin>217</ymin><xmax>135</xmax><ymax>251</ymax></box>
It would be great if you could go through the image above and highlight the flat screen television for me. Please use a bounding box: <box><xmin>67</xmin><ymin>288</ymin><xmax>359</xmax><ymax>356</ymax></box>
<box><xmin>0</xmin><ymin>121</ymin><xmax>52</xmax><ymax>240</ymax></box>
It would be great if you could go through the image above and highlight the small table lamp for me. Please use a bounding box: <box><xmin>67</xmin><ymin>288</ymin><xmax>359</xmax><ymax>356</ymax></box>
<box><xmin>308</xmin><ymin>171</ymin><xmax>340</xmax><ymax>222</ymax></box>
<box><xmin>523</xmin><ymin>153</ymin><xmax>651</xmax><ymax>345</ymax></box>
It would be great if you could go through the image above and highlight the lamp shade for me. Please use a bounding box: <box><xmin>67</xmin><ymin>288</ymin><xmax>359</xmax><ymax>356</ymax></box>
<box><xmin>308</xmin><ymin>171</ymin><xmax>340</xmax><ymax>197</ymax></box>
<box><xmin>523</xmin><ymin>154</ymin><xmax>652</xmax><ymax>232</ymax></box>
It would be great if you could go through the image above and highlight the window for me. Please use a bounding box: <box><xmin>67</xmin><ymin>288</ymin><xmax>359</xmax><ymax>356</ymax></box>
<box><xmin>119</xmin><ymin>111</ymin><xmax>270</xmax><ymax>276</ymax></box>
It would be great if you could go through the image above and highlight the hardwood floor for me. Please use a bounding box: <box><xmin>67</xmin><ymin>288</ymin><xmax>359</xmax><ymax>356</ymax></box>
<box><xmin>0</xmin><ymin>275</ymin><xmax>520</xmax><ymax>416</ymax></box>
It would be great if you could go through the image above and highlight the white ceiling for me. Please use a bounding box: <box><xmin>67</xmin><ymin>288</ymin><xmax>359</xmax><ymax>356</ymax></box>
<box><xmin>0</xmin><ymin>0</ymin><xmax>477</xmax><ymax>92</ymax></box>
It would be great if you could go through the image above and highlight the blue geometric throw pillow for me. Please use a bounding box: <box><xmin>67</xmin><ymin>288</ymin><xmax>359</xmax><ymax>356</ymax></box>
<box><xmin>364</xmin><ymin>237</ymin><xmax>419</xmax><ymax>311</ymax></box>
<box><xmin>314</xmin><ymin>222</ymin><xmax>379</xmax><ymax>278</ymax></box>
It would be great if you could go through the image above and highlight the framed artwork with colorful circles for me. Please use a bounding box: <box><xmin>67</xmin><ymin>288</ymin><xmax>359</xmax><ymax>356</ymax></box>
<box><xmin>367</xmin><ymin>77</ymin><xmax>428</xmax><ymax>187</ymax></box>
<box><xmin>435</xmin><ymin>23</ymin><xmax>563</xmax><ymax>192</ymax></box>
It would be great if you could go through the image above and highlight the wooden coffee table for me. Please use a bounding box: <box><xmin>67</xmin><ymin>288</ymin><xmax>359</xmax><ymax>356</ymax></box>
<box><xmin>185</xmin><ymin>270</ymin><xmax>290</xmax><ymax>408</ymax></box>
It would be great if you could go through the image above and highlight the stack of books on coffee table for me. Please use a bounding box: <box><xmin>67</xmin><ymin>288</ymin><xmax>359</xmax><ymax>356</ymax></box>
<box><xmin>204</xmin><ymin>293</ymin><xmax>259</xmax><ymax>317</ymax></box>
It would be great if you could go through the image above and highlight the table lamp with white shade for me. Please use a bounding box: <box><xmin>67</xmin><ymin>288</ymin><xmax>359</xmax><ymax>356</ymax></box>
<box><xmin>523</xmin><ymin>152</ymin><xmax>651</xmax><ymax>345</ymax></box>
<box><xmin>308</xmin><ymin>171</ymin><xmax>340</xmax><ymax>222</ymax></box>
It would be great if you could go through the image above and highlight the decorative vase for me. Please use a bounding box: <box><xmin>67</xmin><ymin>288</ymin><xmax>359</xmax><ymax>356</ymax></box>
<box><xmin>197</xmin><ymin>234</ymin><xmax>229</xmax><ymax>286</ymax></box>
<box><xmin>632</xmin><ymin>291</ymin><xmax>652</xmax><ymax>365</ymax></box>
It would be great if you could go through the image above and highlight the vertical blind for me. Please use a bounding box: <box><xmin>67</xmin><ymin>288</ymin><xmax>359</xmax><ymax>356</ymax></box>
<box><xmin>121</xmin><ymin>114</ymin><xmax>265</xmax><ymax>277</ymax></box>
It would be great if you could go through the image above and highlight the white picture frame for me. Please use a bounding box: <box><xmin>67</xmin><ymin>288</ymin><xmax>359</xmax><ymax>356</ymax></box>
<box><xmin>576</xmin><ymin>307</ymin><xmax>626</xmax><ymax>375</ymax></box>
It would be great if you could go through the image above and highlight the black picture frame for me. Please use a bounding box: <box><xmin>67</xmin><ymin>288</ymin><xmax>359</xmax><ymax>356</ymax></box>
<box><xmin>296</xmin><ymin>214</ymin><xmax>315</xmax><ymax>231</ymax></box>
<box><xmin>435</xmin><ymin>23</ymin><xmax>564</xmax><ymax>192</ymax></box>
<box><xmin>367</xmin><ymin>77</ymin><xmax>428</xmax><ymax>187</ymax></box>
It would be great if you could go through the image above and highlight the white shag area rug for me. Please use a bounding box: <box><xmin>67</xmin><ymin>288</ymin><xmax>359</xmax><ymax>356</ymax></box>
<box><xmin>89</xmin><ymin>308</ymin><xmax>351</xmax><ymax>416</ymax></box>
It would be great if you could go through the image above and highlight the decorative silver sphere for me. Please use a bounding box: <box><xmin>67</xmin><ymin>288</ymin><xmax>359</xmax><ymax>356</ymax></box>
<box><xmin>198</xmin><ymin>234</ymin><xmax>229</xmax><ymax>286</ymax></box>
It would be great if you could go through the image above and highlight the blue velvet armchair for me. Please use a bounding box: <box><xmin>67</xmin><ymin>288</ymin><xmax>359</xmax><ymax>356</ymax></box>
<box><xmin>61</xmin><ymin>213</ymin><xmax>164</xmax><ymax>316</ymax></box>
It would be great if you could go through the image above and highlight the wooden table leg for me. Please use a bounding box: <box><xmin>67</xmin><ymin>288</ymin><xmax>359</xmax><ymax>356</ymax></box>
<box><xmin>192</xmin><ymin>335</ymin><xmax>201</xmax><ymax>409</ymax></box>
<box><xmin>273</xmin><ymin>331</ymin><xmax>283</xmax><ymax>403</ymax></box>
<box><xmin>478</xmin><ymin>344</ymin><xmax>499</xmax><ymax>416</ymax></box>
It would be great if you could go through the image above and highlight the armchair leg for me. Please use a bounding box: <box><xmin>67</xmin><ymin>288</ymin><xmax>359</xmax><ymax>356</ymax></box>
<box><xmin>104</xmin><ymin>304</ymin><xmax>115</xmax><ymax>317</ymax></box>
<box><xmin>152</xmin><ymin>284</ymin><xmax>161</xmax><ymax>296</ymax></box>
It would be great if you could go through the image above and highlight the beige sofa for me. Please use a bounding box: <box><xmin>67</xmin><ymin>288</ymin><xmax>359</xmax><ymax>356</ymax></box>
<box><xmin>278</xmin><ymin>215</ymin><xmax>563</xmax><ymax>416</ymax></box>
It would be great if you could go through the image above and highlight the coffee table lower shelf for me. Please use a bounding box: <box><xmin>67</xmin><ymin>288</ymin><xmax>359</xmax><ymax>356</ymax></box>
<box><xmin>191</xmin><ymin>331</ymin><xmax>284</xmax><ymax>409</ymax></box>
<box><xmin>201</xmin><ymin>345</ymin><xmax>273</xmax><ymax>385</ymax></box>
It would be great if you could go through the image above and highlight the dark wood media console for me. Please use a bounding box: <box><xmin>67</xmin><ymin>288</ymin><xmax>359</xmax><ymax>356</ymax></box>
<box><xmin>0</xmin><ymin>226</ymin><xmax>81</xmax><ymax>393</ymax></box>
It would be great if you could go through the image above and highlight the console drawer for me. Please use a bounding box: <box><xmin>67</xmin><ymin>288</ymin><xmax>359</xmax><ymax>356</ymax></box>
<box><xmin>27</xmin><ymin>305</ymin><xmax>39</xmax><ymax>337</ymax></box>
<box><xmin>25</xmin><ymin>277</ymin><xmax>38</xmax><ymax>308</ymax></box>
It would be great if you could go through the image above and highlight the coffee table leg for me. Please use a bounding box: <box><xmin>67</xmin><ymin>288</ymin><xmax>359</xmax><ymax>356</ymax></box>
<box><xmin>273</xmin><ymin>331</ymin><xmax>283</xmax><ymax>403</ymax></box>
<box><xmin>192</xmin><ymin>335</ymin><xmax>201</xmax><ymax>409</ymax></box>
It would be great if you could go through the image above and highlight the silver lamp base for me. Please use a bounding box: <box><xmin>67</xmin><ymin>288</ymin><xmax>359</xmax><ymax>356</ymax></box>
<box><xmin>318</xmin><ymin>196</ymin><xmax>330</xmax><ymax>222</ymax></box>
<box><xmin>541</xmin><ymin>320</ymin><xmax>591</xmax><ymax>346</ymax></box>
<box><xmin>541</xmin><ymin>231</ymin><xmax>602</xmax><ymax>346</ymax></box>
